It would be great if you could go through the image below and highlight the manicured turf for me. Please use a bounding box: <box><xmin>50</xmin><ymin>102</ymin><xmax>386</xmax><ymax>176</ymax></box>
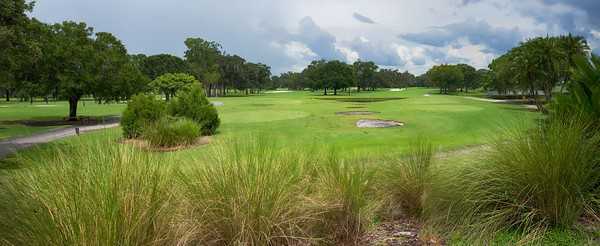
<box><xmin>1</xmin><ymin>88</ymin><xmax>538</xmax><ymax>156</ymax></box>
<box><xmin>0</xmin><ymin>100</ymin><xmax>125</xmax><ymax>140</ymax></box>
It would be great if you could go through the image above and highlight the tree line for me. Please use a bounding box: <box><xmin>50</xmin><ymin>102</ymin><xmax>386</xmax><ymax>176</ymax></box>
<box><xmin>271</xmin><ymin>60</ymin><xmax>419</xmax><ymax>95</ymax></box>
<box><xmin>422</xmin><ymin>63</ymin><xmax>489</xmax><ymax>94</ymax></box>
<box><xmin>0</xmin><ymin>1</ymin><xmax>272</xmax><ymax>119</ymax></box>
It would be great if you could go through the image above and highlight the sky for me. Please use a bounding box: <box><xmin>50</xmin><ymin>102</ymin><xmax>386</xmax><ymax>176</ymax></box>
<box><xmin>31</xmin><ymin>0</ymin><xmax>600</xmax><ymax>75</ymax></box>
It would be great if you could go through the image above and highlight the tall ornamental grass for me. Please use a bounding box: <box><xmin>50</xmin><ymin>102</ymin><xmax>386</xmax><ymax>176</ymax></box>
<box><xmin>376</xmin><ymin>139</ymin><xmax>435</xmax><ymax>218</ymax></box>
<box><xmin>178</xmin><ymin>139</ymin><xmax>323</xmax><ymax>245</ymax></box>
<box><xmin>427</xmin><ymin>117</ymin><xmax>600</xmax><ymax>243</ymax></box>
<box><xmin>0</xmin><ymin>141</ymin><xmax>178</xmax><ymax>246</ymax></box>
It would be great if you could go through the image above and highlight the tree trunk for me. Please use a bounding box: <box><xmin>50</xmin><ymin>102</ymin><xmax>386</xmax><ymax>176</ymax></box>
<box><xmin>324</xmin><ymin>88</ymin><xmax>327</xmax><ymax>95</ymax></box>
<box><xmin>68</xmin><ymin>95</ymin><xmax>80</xmax><ymax>120</ymax></box>
<box><xmin>5</xmin><ymin>89</ymin><xmax>9</xmax><ymax>101</ymax></box>
<box><xmin>334</xmin><ymin>87</ymin><xmax>337</xmax><ymax>95</ymax></box>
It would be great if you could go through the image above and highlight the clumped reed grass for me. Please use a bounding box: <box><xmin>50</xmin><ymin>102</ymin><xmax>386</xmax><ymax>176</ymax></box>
<box><xmin>315</xmin><ymin>154</ymin><xmax>378</xmax><ymax>242</ymax></box>
<box><xmin>143</xmin><ymin>117</ymin><xmax>201</xmax><ymax>148</ymax></box>
<box><xmin>427</xmin><ymin>117</ymin><xmax>600</xmax><ymax>243</ymax></box>
<box><xmin>377</xmin><ymin>139</ymin><xmax>435</xmax><ymax>218</ymax></box>
<box><xmin>0</xmin><ymin>140</ymin><xmax>178</xmax><ymax>246</ymax></box>
<box><xmin>178</xmin><ymin>139</ymin><xmax>323</xmax><ymax>245</ymax></box>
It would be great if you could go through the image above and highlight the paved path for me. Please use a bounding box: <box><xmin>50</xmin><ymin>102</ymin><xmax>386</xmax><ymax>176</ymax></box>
<box><xmin>0</xmin><ymin>123</ymin><xmax>119</xmax><ymax>159</ymax></box>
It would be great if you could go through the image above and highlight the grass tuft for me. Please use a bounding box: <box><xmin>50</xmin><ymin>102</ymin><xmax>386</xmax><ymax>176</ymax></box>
<box><xmin>0</xmin><ymin>139</ymin><xmax>178</xmax><ymax>245</ymax></box>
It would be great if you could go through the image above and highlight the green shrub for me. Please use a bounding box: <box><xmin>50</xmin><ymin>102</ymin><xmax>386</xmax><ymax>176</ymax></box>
<box><xmin>178</xmin><ymin>138</ymin><xmax>320</xmax><ymax>245</ymax></box>
<box><xmin>143</xmin><ymin>117</ymin><xmax>201</xmax><ymax>148</ymax></box>
<box><xmin>122</xmin><ymin>94</ymin><xmax>166</xmax><ymax>138</ymax></box>
<box><xmin>168</xmin><ymin>85</ymin><xmax>220</xmax><ymax>136</ymax></box>
<box><xmin>427</xmin><ymin>117</ymin><xmax>600</xmax><ymax>243</ymax></box>
<box><xmin>378</xmin><ymin>139</ymin><xmax>434</xmax><ymax>218</ymax></box>
<box><xmin>0</xmin><ymin>140</ymin><xmax>178</xmax><ymax>245</ymax></box>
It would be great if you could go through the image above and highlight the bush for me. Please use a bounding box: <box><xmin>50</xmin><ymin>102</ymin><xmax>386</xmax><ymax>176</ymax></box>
<box><xmin>143</xmin><ymin>117</ymin><xmax>201</xmax><ymax>148</ymax></box>
<box><xmin>378</xmin><ymin>139</ymin><xmax>434</xmax><ymax>218</ymax></box>
<box><xmin>178</xmin><ymin>138</ymin><xmax>320</xmax><ymax>245</ymax></box>
<box><xmin>0</xmin><ymin>140</ymin><xmax>178</xmax><ymax>245</ymax></box>
<box><xmin>169</xmin><ymin>85</ymin><xmax>220</xmax><ymax>135</ymax></box>
<box><xmin>427</xmin><ymin>117</ymin><xmax>600</xmax><ymax>243</ymax></box>
<box><xmin>122</xmin><ymin>94</ymin><xmax>166</xmax><ymax>138</ymax></box>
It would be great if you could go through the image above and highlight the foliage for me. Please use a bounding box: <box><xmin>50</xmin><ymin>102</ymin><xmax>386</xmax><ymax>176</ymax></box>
<box><xmin>121</xmin><ymin>94</ymin><xmax>166</xmax><ymax>138</ymax></box>
<box><xmin>0</xmin><ymin>140</ymin><xmax>177</xmax><ymax>245</ymax></box>
<box><xmin>427</xmin><ymin>117</ymin><xmax>600</xmax><ymax>243</ymax></box>
<box><xmin>425</xmin><ymin>64</ymin><xmax>464</xmax><ymax>94</ymax></box>
<box><xmin>316</xmin><ymin>154</ymin><xmax>378</xmax><ymax>242</ymax></box>
<box><xmin>487</xmin><ymin>35</ymin><xmax>589</xmax><ymax>110</ymax></box>
<box><xmin>551</xmin><ymin>54</ymin><xmax>600</xmax><ymax>125</ymax></box>
<box><xmin>378</xmin><ymin>139</ymin><xmax>435</xmax><ymax>217</ymax></box>
<box><xmin>178</xmin><ymin>138</ymin><xmax>322</xmax><ymax>245</ymax></box>
<box><xmin>150</xmin><ymin>73</ymin><xmax>198</xmax><ymax>101</ymax></box>
<box><xmin>143</xmin><ymin>117</ymin><xmax>201</xmax><ymax>148</ymax></box>
<box><xmin>302</xmin><ymin>60</ymin><xmax>355</xmax><ymax>95</ymax></box>
<box><xmin>139</xmin><ymin>54</ymin><xmax>189</xmax><ymax>80</ymax></box>
<box><xmin>353</xmin><ymin>60</ymin><xmax>378</xmax><ymax>91</ymax></box>
<box><xmin>168</xmin><ymin>85</ymin><xmax>220</xmax><ymax>135</ymax></box>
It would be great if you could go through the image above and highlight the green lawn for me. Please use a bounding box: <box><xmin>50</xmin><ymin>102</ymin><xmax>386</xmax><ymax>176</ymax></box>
<box><xmin>0</xmin><ymin>100</ymin><xmax>126</xmax><ymax>140</ymax></box>
<box><xmin>2</xmin><ymin>88</ymin><xmax>538</xmax><ymax>156</ymax></box>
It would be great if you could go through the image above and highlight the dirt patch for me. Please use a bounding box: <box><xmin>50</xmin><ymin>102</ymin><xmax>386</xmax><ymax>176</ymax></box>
<box><xmin>360</xmin><ymin>218</ymin><xmax>444</xmax><ymax>245</ymax></box>
<box><xmin>357</xmin><ymin>119</ymin><xmax>404</xmax><ymax>128</ymax></box>
<box><xmin>120</xmin><ymin>136</ymin><xmax>211</xmax><ymax>152</ymax></box>
<box><xmin>3</xmin><ymin>116</ymin><xmax>120</xmax><ymax>127</ymax></box>
<box><xmin>316</xmin><ymin>97</ymin><xmax>405</xmax><ymax>103</ymax></box>
<box><xmin>336</xmin><ymin>111</ymin><xmax>380</xmax><ymax>116</ymax></box>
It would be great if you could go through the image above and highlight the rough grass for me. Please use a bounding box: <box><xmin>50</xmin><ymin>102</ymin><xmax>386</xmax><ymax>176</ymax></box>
<box><xmin>0</xmin><ymin>140</ymin><xmax>178</xmax><ymax>245</ymax></box>
<box><xmin>143</xmin><ymin>117</ymin><xmax>201</xmax><ymax>148</ymax></box>
<box><xmin>426</xmin><ymin>117</ymin><xmax>600</xmax><ymax>244</ymax></box>
<box><xmin>377</xmin><ymin>139</ymin><xmax>435</xmax><ymax>218</ymax></box>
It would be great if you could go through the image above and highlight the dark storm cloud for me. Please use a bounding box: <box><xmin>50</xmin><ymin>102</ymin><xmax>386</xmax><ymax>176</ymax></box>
<box><xmin>352</xmin><ymin>12</ymin><xmax>376</xmax><ymax>24</ymax></box>
<box><xmin>399</xmin><ymin>19</ymin><xmax>522</xmax><ymax>54</ymax></box>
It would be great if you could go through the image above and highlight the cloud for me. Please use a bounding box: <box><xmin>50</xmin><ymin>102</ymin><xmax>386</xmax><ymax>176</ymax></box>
<box><xmin>459</xmin><ymin>0</ymin><xmax>482</xmax><ymax>6</ymax></box>
<box><xmin>399</xmin><ymin>19</ymin><xmax>522</xmax><ymax>54</ymax></box>
<box><xmin>344</xmin><ymin>38</ymin><xmax>406</xmax><ymax>66</ymax></box>
<box><xmin>352</xmin><ymin>12</ymin><xmax>376</xmax><ymax>24</ymax></box>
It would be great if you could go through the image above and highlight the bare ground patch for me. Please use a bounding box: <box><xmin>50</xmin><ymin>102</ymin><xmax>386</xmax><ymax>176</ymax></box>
<box><xmin>356</xmin><ymin>119</ymin><xmax>404</xmax><ymax>128</ymax></box>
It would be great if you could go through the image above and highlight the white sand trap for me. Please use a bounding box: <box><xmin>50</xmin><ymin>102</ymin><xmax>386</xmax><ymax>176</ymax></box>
<box><xmin>356</xmin><ymin>119</ymin><xmax>404</xmax><ymax>128</ymax></box>
<box><xmin>265</xmin><ymin>90</ymin><xmax>292</xmax><ymax>93</ymax></box>
<box><xmin>424</xmin><ymin>94</ymin><xmax>431</xmax><ymax>97</ymax></box>
<box><xmin>211</xmin><ymin>101</ymin><xmax>224</xmax><ymax>106</ymax></box>
<box><xmin>389</xmin><ymin>88</ymin><xmax>406</xmax><ymax>92</ymax></box>
<box><xmin>33</xmin><ymin>105</ymin><xmax>57</xmax><ymax>107</ymax></box>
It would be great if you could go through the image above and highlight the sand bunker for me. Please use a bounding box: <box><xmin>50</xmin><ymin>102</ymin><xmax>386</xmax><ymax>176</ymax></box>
<box><xmin>336</xmin><ymin>111</ymin><xmax>379</xmax><ymax>115</ymax></box>
<box><xmin>211</xmin><ymin>101</ymin><xmax>224</xmax><ymax>106</ymax></box>
<box><xmin>356</xmin><ymin>119</ymin><xmax>404</xmax><ymax>128</ymax></box>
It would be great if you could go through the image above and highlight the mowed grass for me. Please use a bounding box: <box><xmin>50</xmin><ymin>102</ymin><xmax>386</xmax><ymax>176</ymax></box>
<box><xmin>1</xmin><ymin>88</ymin><xmax>538</xmax><ymax>155</ymax></box>
<box><xmin>0</xmin><ymin>100</ymin><xmax>126</xmax><ymax>139</ymax></box>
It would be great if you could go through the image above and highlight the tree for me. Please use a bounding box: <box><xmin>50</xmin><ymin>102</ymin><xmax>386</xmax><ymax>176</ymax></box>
<box><xmin>321</xmin><ymin>60</ymin><xmax>354</xmax><ymax>95</ymax></box>
<box><xmin>0</xmin><ymin>0</ymin><xmax>34</xmax><ymax>101</ymax></box>
<box><xmin>184</xmin><ymin>38</ymin><xmax>222</xmax><ymax>96</ymax></box>
<box><xmin>51</xmin><ymin>21</ymin><xmax>98</xmax><ymax>119</ymax></box>
<box><xmin>426</xmin><ymin>64</ymin><xmax>464</xmax><ymax>94</ymax></box>
<box><xmin>151</xmin><ymin>73</ymin><xmax>197</xmax><ymax>101</ymax></box>
<box><xmin>456</xmin><ymin>64</ymin><xmax>478</xmax><ymax>92</ymax></box>
<box><xmin>92</xmin><ymin>32</ymin><xmax>129</xmax><ymax>102</ymax></box>
<box><xmin>353</xmin><ymin>60</ymin><xmax>378</xmax><ymax>92</ymax></box>
<box><xmin>140</xmin><ymin>54</ymin><xmax>188</xmax><ymax>80</ymax></box>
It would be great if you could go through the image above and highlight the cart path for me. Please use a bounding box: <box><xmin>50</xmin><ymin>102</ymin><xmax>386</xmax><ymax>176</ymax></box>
<box><xmin>0</xmin><ymin>123</ymin><xmax>119</xmax><ymax>159</ymax></box>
